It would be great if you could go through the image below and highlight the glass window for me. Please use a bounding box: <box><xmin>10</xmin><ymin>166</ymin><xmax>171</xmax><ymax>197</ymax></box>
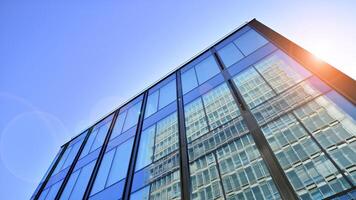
<box><xmin>293</xmin><ymin>95</ymin><xmax>356</xmax><ymax>184</ymax></box>
<box><xmin>131</xmin><ymin>111</ymin><xmax>180</xmax><ymax>199</ymax></box>
<box><xmin>80</xmin><ymin>118</ymin><xmax>113</xmax><ymax>158</ymax></box>
<box><xmin>145</xmin><ymin>91</ymin><xmax>159</xmax><ymax>118</ymax></box>
<box><xmin>90</xmin><ymin>138</ymin><xmax>134</xmax><ymax>196</ymax></box>
<box><xmin>254</xmin><ymin>51</ymin><xmax>311</xmax><ymax>93</ymax></box>
<box><xmin>145</xmin><ymin>78</ymin><xmax>177</xmax><ymax>118</ymax></box>
<box><xmin>194</xmin><ymin>56</ymin><xmax>220</xmax><ymax>84</ymax></box>
<box><xmin>135</xmin><ymin>125</ymin><xmax>156</xmax><ymax>171</ymax></box>
<box><xmin>233</xmin><ymin>67</ymin><xmax>276</xmax><ymax>109</ymax></box>
<box><xmin>234</xmin><ymin>29</ymin><xmax>268</xmax><ymax>55</ymax></box>
<box><xmin>110</xmin><ymin>100</ymin><xmax>143</xmax><ymax>140</ymax></box>
<box><xmin>261</xmin><ymin>113</ymin><xmax>351</xmax><ymax>199</ymax></box>
<box><xmin>184</xmin><ymin>98</ymin><xmax>209</xmax><ymax>143</ymax></box>
<box><xmin>38</xmin><ymin>180</ymin><xmax>64</xmax><ymax>200</ymax></box>
<box><xmin>136</xmin><ymin>112</ymin><xmax>179</xmax><ymax>171</ymax></box>
<box><xmin>106</xmin><ymin>138</ymin><xmax>134</xmax><ymax>185</ymax></box>
<box><xmin>122</xmin><ymin>102</ymin><xmax>142</xmax><ymax>132</ymax></box>
<box><xmin>109</xmin><ymin>112</ymin><xmax>126</xmax><ymax>140</ymax></box>
<box><xmin>59</xmin><ymin>161</ymin><xmax>96</xmax><ymax>200</ymax></box>
<box><xmin>130</xmin><ymin>186</ymin><xmax>150</xmax><ymax>200</ymax></box>
<box><xmin>218</xmin><ymin>43</ymin><xmax>244</xmax><ymax>67</ymax></box>
<box><xmin>159</xmin><ymin>80</ymin><xmax>176</xmax><ymax>109</ymax></box>
<box><xmin>184</xmin><ymin>83</ymin><xmax>240</xmax><ymax>143</ymax></box>
<box><xmin>181</xmin><ymin>55</ymin><xmax>221</xmax><ymax>94</ymax></box>
<box><xmin>90</xmin><ymin>149</ymin><xmax>115</xmax><ymax>195</ymax></box>
<box><xmin>52</xmin><ymin>133</ymin><xmax>86</xmax><ymax>175</ymax></box>
<box><xmin>181</xmin><ymin>67</ymin><xmax>198</xmax><ymax>94</ymax></box>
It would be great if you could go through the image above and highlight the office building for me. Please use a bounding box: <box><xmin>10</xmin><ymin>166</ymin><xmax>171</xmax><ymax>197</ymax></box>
<box><xmin>31</xmin><ymin>19</ymin><xmax>356</xmax><ymax>200</ymax></box>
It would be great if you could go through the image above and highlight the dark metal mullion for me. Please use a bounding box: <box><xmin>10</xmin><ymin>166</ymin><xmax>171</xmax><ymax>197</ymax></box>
<box><xmin>54</xmin><ymin>128</ymin><xmax>93</xmax><ymax>200</ymax></box>
<box><xmin>291</xmin><ymin>112</ymin><xmax>355</xmax><ymax>187</ymax></box>
<box><xmin>211</xmin><ymin>48</ymin><xmax>299</xmax><ymax>200</ymax></box>
<box><xmin>176</xmin><ymin>71</ymin><xmax>191</xmax><ymax>200</ymax></box>
<box><xmin>34</xmin><ymin>143</ymin><xmax>70</xmax><ymax>200</ymax></box>
<box><xmin>122</xmin><ymin>92</ymin><xmax>148</xmax><ymax>200</ymax></box>
<box><xmin>83</xmin><ymin>111</ymin><xmax>119</xmax><ymax>199</ymax></box>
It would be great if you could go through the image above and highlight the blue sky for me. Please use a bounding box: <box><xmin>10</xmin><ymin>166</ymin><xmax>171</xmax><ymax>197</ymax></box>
<box><xmin>0</xmin><ymin>0</ymin><xmax>355</xmax><ymax>199</ymax></box>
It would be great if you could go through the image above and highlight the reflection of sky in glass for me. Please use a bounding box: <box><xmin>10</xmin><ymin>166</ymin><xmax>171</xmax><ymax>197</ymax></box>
<box><xmin>0</xmin><ymin>1</ymin><xmax>355</xmax><ymax>199</ymax></box>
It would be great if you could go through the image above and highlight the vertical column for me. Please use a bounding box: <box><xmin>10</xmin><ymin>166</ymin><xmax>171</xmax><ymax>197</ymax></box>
<box><xmin>211</xmin><ymin>48</ymin><xmax>299</xmax><ymax>200</ymax></box>
<box><xmin>176</xmin><ymin>71</ymin><xmax>191</xmax><ymax>200</ymax></box>
<box><xmin>122</xmin><ymin>92</ymin><xmax>148</xmax><ymax>200</ymax></box>
<box><xmin>34</xmin><ymin>143</ymin><xmax>69</xmax><ymax>200</ymax></box>
<box><xmin>55</xmin><ymin>128</ymin><xmax>93</xmax><ymax>200</ymax></box>
<box><xmin>83</xmin><ymin>111</ymin><xmax>119</xmax><ymax>199</ymax></box>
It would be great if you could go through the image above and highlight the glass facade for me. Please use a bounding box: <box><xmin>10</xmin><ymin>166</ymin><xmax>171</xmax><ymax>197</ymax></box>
<box><xmin>32</xmin><ymin>20</ymin><xmax>356</xmax><ymax>200</ymax></box>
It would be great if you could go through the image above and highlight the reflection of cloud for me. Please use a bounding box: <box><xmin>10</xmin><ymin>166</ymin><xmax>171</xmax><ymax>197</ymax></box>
<box><xmin>0</xmin><ymin>93</ymin><xmax>69</xmax><ymax>184</ymax></box>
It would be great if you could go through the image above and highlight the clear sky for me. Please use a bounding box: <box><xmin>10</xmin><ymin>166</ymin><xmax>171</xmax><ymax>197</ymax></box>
<box><xmin>0</xmin><ymin>0</ymin><xmax>355</xmax><ymax>199</ymax></box>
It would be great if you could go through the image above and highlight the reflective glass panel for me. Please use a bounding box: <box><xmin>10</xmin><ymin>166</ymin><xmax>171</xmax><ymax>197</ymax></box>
<box><xmin>234</xmin><ymin>29</ymin><xmax>268</xmax><ymax>55</ymax></box>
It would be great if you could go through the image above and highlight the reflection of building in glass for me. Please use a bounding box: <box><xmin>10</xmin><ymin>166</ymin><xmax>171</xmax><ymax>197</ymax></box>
<box><xmin>32</xmin><ymin>19</ymin><xmax>356</xmax><ymax>200</ymax></box>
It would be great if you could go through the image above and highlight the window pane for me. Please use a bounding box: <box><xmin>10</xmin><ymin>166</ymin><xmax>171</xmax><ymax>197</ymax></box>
<box><xmin>60</xmin><ymin>161</ymin><xmax>96</xmax><ymax>200</ymax></box>
<box><xmin>110</xmin><ymin>111</ymin><xmax>126</xmax><ymax>140</ymax></box>
<box><xmin>59</xmin><ymin>170</ymin><xmax>80</xmax><ymax>199</ymax></box>
<box><xmin>52</xmin><ymin>134</ymin><xmax>86</xmax><ymax>174</ymax></box>
<box><xmin>107</xmin><ymin>138</ymin><xmax>134</xmax><ymax>185</ymax></box>
<box><xmin>181</xmin><ymin>67</ymin><xmax>198</xmax><ymax>94</ymax></box>
<box><xmin>234</xmin><ymin>29</ymin><xmax>268</xmax><ymax>55</ymax></box>
<box><xmin>254</xmin><ymin>51</ymin><xmax>311</xmax><ymax>93</ymax></box>
<box><xmin>90</xmin><ymin>149</ymin><xmax>116</xmax><ymax>195</ymax></box>
<box><xmin>261</xmin><ymin>114</ymin><xmax>351</xmax><ymax>199</ymax></box>
<box><xmin>218</xmin><ymin>43</ymin><xmax>244</xmax><ymax>67</ymax></box>
<box><xmin>159</xmin><ymin>80</ymin><xmax>177</xmax><ymax>109</ymax></box>
<box><xmin>91</xmin><ymin>122</ymin><xmax>111</xmax><ymax>151</ymax></box>
<box><xmin>153</xmin><ymin>113</ymin><xmax>179</xmax><ymax>161</ymax></box>
<box><xmin>202</xmin><ymin>83</ymin><xmax>240</xmax><ymax>129</ymax></box>
<box><xmin>130</xmin><ymin>186</ymin><xmax>150</xmax><ymax>200</ymax></box>
<box><xmin>194</xmin><ymin>56</ymin><xmax>220</xmax><ymax>84</ymax></box>
<box><xmin>80</xmin><ymin>118</ymin><xmax>113</xmax><ymax>158</ymax></box>
<box><xmin>233</xmin><ymin>67</ymin><xmax>276</xmax><ymax>108</ymax></box>
<box><xmin>135</xmin><ymin>125</ymin><xmax>156</xmax><ymax>171</ymax></box>
<box><xmin>145</xmin><ymin>91</ymin><xmax>159</xmax><ymax>118</ymax></box>
<box><xmin>123</xmin><ymin>102</ymin><xmax>142</xmax><ymax>132</ymax></box>
<box><xmin>184</xmin><ymin>98</ymin><xmax>209</xmax><ymax>143</ymax></box>
<box><xmin>293</xmin><ymin>95</ymin><xmax>356</xmax><ymax>184</ymax></box>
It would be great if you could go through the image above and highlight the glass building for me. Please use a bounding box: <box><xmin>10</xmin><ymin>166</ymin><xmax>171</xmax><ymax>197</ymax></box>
<box><xmin>31</xmin><ymin>19</ymin><xmax>356</xmax><ymax>200</ymax></box>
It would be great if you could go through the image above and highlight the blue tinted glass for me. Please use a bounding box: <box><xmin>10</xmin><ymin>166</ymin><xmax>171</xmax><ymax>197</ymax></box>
<box><xmin>123</xmin><ymin>101</ymin><xmax>142</xmax><ymax>132</ymax></box>
<box><xmin>130</xmin><ymin>186</ymin><xmax>150</xmax><ymax>200</ymax></box>
<box><xmin>234</xmin><ymin>29</ymin><xmax>268</xmax><ymax>55</ymax></box>
<box><xmin>59</xmin><ymin>170</ymin><xmax>81</xmax><ymax>199</ymax></box>
<box><xmin>91</xmin><ymin>149</ymin><xmax>116</xmax><ymax>195</ymax></box>
<box><xmin>159</xmin><ymin>79</ymin><xmax>176</xmax><ymax>109</ymax></box>
<box><xmin>194</xmin><ymin>56</ymin><xmax>220</xmax><ymax>84</ymax></box>
<box><xmin>107</xmin><ymin>138</ymin><xmax>134</xmax><ymax>185</ymax></box>
<box><xmin>135</xmin><ymin>125</ymin><xmax>156</xmax><ymax>171</ymax></box>
<box><xmin>53</xmin><ymin>135</ymin><xmax>85</xmax><ymax>174</ymax></box>
<box><xmin>110</xmin><ymin>112</ymin><xmax>126</xmax><ymax>140</ymax></box>
<box><xmin>181</xmin><ymin>67</ymin><xmax>198</xmax><ymax>94</ymax></box>
<box><xmin>326</xmin><ymin>90</ymin><xmax>356</xmax><ymax>121</ymax></box>
<box><xmin>40</xmin><ymin>180</ymin><xmax>63</xmax><ymax>200</ymax></box>
<box><xmin>91</xmin><ymin>122</ymin><xmax>111</xmax><ymax>151</ymax></box>
<box><xmin>80</xmin><ymin>129</ymin><xmax>97</xmax><ymax>158</ymax></box>
<box><xmin>218</xmin><ymin>43</ymin><xmax>244</xmax><ymax>67</ymax></box>
<box><xmin>145</xmin><ymin>91</ymin><xmax>159</xmax><ymax>118</ymax></box>
<box><xmin>64</xmin><ymin>161</ymin><xmax>96</xmax><ymax>200</ymax></box>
